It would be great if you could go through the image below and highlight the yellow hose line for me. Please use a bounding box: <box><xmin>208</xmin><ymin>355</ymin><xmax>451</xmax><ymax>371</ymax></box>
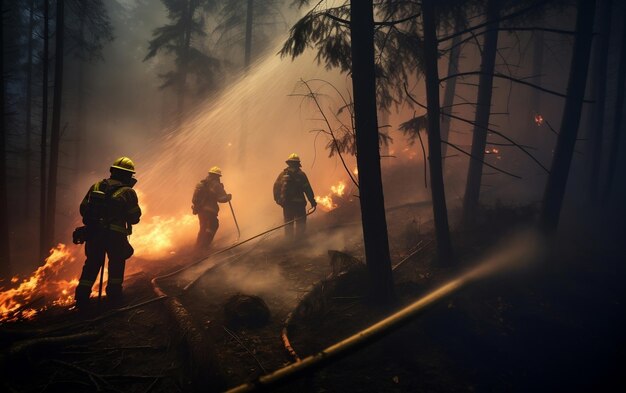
<box><xmin>226</xmin><ymin>276</ymin><xmax>466</xmax><ymax>393</ymax></box>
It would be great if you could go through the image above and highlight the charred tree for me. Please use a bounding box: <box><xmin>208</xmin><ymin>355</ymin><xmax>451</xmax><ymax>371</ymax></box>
<box><xmin>602</xmin><ymin>7</ymin><xmax>626</xmax><ymax>201</ymax></box>
<box><xmin>39</xmin><ymin>0</ymin><xmax>50</xmax><ymax>260</ymax></box>
<box><xmin>462</xmin><ymin>0</ymin><xmax>500</xmax><ymax>226</ymax></box>
<box><xmin>440</xmin><ymin>13</ymin><xmax>463</xmax><ymax>160</ymax></box>
<box><xmin>541</xmin><ymin>0</ymin><xmax>596</xmax><ymax>234</ymax></box>
<box><xmin>587</xmin><ymin>0</ymin><xmax>612</xmax><ymax>203</ymax></box>
<box><xmin>350</xmin><ymin>0</ymin><xmax>394</xmax><ymax>304</ymax></box>
<box><xmin>0</xmin><ymin>0</ymin><xmax>11</xmax><ymax>277</ymax></box>
<box><xmin>422</xmin><ymin>0</ymin><xmax>453</xmax><ymax>264</ymax></box>
<box><xmin>45</xmin><ymin>0</ymin><xmax>65</xmax><ymax>249</ymax></box>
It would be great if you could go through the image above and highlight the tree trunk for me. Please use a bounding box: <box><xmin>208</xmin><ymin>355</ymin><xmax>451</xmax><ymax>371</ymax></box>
<box><xmin>45</xmin><ymin>0</ymin><xmax>65</xmax><ymax>250</ymax></box>
<box><xmin>350</xmin><ymin>0</ymin><xmax>394</xmax><ymax>304</ymax></box>
<box><xmin>24</xmin><ymin>0</ymin><xmax>36</xmax><ymax>219</ymax></box>
<box><xmin>601</xmin><ymin>8</ymin><xmax>626</xmax><ymax>201</ymax></box>
<box><xmin>0</xmin><ymin>0</ymin><xmax>12</xmax><ymax>278</ymax></box>
<box><xmin>541</xmin><ymin>0</ymin><xmax>596</xmax><ymax>234</ymax></box>
<box><xmin>239</xmin><ymin>0</ymin><xmax>254</xmax><ymax>165</ymax></box>
<box><xmin>587</xmin><ymin>0</ymin><xmax>612</xmax><ymax>203</ymax></box>
<box><xmin>244</xmin><ymin>0</ymin><xmax>253</xmax><ymax>71</ymax></box>
<box><xmin>74</xmin><ymin>12</ymin><xmax>86</xmax><ymax>198</ymax></box>
<box><xmin>462</xmin><ymin>0</ymin><xmax>500</xmax><ymax>226</ymax></box>
<box><xmin>422</xmin><ymin>0</ymin><xmax>453</xmax><ymax>264</ymax></box>
<box><xmin>531</xmin><ymin>29</ymin><xmax>544</xmax><ymax>148</ymax></box>
<box><xmin>39</xmin><ymin>0</ymin><xmax>50</xmax><ymax>261</ymax></box>
<box><xmin>177</xmin><ymin>0</ymin><xmax>194</xmax><ymax>119</ymax></box>
<box><xmin>440</xmin><ymin>13</ymin><xmax>463</xmax><ymax>160</ymax></box>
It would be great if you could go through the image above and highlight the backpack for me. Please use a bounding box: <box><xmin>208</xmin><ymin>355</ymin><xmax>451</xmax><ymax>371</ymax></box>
<box><xmin>280</xmin><ymin>169</ymin><xmax>301</xmax><ymax>203</ymax></box>
<box><xmin>84</xmin><ymin>180</ymin><xmax>126</xmax><ymax>228</ymax></box>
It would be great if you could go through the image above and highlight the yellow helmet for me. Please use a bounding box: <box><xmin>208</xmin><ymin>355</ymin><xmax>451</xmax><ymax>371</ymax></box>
<box><xmin>208</xmin><ymin>166</ymin><xmax>222</xmax><ymax>176</ymax></box>
<box><xmin>110</xmin><ymin>157</ymin><xmax>136</xmax><ymax>173</ymax></box>
<box><xmin>286</xmin><ymin>153</ymin><xmax>301</xmax><ymax>164</ymax></box>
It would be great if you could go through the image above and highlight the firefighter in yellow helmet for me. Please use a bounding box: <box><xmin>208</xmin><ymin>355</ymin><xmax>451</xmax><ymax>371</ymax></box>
<box><xmin>192</xmin><ymin>166</ymin><xmax>232</xmax><ymax>249</ymax></box>
<box><xmin>273</xmin><ymin>153</ymin><xmax>316</xmax><ymax>240</ymax></box>
<box><xmin>74</xmin><ymin>157</ymin><xmax>142</xmax><ymax>309</ymax></box>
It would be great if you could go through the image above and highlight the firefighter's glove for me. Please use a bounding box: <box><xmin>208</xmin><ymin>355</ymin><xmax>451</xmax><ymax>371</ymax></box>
<box><xmin>311</xmin><ymin>200</ymin><xmax>318</xmax><ymax>208</ymax></box>
<box><xmin>72</xmin><ymin>226</ymin><xmax>88</xmax><ymax>244</ymax></box>
<box><xmin>192</xmin><ymin>205</ymin><xmax>198</xmax><ymax>215</ymax></box>
<box><xmin>226</xmin><ymin>193</ymin><xmax>232</xmax><ymax>202</ymax></box>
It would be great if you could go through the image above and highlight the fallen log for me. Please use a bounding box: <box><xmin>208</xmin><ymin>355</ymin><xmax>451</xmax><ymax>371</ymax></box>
<box><xmin>151</xmin><ymin>277</ymin><xmax>224</xmax><ymax>392</ymax></box>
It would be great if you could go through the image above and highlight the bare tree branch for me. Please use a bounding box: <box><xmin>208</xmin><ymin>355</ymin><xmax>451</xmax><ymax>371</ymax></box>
<box><xmin>299</xmin><ymin>79</ymin><xmax>359</xmax><ymax>188</ymax></box>
<box><xmin>404</xmin><ymin>85</ymin><xmax>549</xmax><ymax>173</ymax></box>
<box><xmin>439</xmin><ymin>71</ymin><xmax>594</xmax><ymax>102</ymax></box>
<box><xmin>442</xmin><ymin>141</ymin><xmax>522</xmax><ymax>179</ymax></box>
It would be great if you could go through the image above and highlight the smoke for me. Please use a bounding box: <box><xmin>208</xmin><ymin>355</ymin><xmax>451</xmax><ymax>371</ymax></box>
<box><xmin>43</xmin><ymin>2</ymin><xmax>584</xmax><ymax>272</ymax></box>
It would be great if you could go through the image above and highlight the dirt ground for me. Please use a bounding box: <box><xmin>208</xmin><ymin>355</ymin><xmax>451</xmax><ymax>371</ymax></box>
<box><xmin>1</xmin><ymin>202</ymin><xmax>625</xmax><ymax>392</ymax></box>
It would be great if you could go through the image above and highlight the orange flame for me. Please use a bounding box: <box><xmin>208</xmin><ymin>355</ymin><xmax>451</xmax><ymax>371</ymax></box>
<box><xmin>315</xmin><ymin>180</ymin><xmax>347</xmax><ymax>211</ymax></box>
<box><xmin>131</xmin><ymin>214</ymin><xmax>196</xmax><ymax>259</ymax></box>
<box><xmin>0</xmin><ymin>244</ymin><xmax>80</xmax><ymax>322</ymax></box>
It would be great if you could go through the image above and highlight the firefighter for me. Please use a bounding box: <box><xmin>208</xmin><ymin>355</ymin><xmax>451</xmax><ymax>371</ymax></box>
<box><xmin>192</xmin><ymin>166</ymin><xmax>232</xmax><ymax>249</ymax></box>
<box><xmin>273</xmin><ymin>153</ymin><xmax>317</xmax><ymax>240</ymax></box>
<box><xmin>74</xmin><ymin>157</ymin><xmax>142</xmax><ymax>309</ymax></box>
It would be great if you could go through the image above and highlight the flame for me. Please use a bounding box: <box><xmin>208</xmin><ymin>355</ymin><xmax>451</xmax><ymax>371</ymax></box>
<box><xmin>131</xmin><ymin>188</ymin><xmax>197</xmax><ymax>259</ymax></box>
<box><xmin>330</xmin><ymin>182</ymin><xmax>346</xmax><ymax>197</ymax></box>
<box><xmin>352</xmin><ymin>167</ymin><xmax>358</xmax><ymax>176</ymax></box>
<box><xmin>131</xmin><ymin>214</ymin><xmax>196</xmax><ymax>259</ymax></box>
<box><xmin>315</xmin><ymin>180</ymin><xmax>347</xmax><ymax>211</ymax></box>
<box><xmin>534</xmin><ymin>114</ymin><xmax>544</xmax><ymax>126</ymax></box>
<box><xmin>0</xmin><ymin>244</ymin><xmax>80</xmax><ymax>322</ymax></box>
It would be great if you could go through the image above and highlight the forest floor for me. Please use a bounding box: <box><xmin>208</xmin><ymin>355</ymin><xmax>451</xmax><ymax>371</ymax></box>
<box><xmin>1</xmin><ymin>201</ymin><xmax>625</xmax><ymax>392</ymax></box>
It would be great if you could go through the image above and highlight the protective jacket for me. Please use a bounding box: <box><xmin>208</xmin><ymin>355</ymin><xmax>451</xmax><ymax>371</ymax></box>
<box><xmin>192</xmin><ymin>177</ymin><xmax>230</xmax><ymax>215</ymax></box>
<box><xmin>273</xmin><ymin>167</ymin><xmax>315</xmax><ymax>206</ymax></box>
<box><xmin>75</xmin><ymin>177</ymin><xmax>141</xmax><ymax>308</ymax></box>
<box><xmin>80</xmin><ymin>178</ymin><xmax>141</xmax><ymax>235</ymax></box>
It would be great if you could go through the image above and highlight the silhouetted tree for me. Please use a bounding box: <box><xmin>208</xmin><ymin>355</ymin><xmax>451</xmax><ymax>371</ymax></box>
<box><xmin>214</xmin><ymin>0</ymin><xmax>286</xmax><ymax>71</ymax></box>
<box><xmin>39</xmin><ymin>0</ymin><xmax>49</xmax><ymax>260</ymax></box>
<box><xmin>65</xmin><ymin>0</ymin><xmax>113</xmax><ymax>187</ymax></box>
<box><xmin>421</xmin><ymin>0</ymin><xmax>454</xmax><ymax>263</ymax></box>
<box><xmin>585</xmin><ymin>0</ymin><xmax>611</xmax><ymax>203</ymax></box>
<box><xmin>24</xmin><ymin>0</ymin><xmax>35</xmax><ymax>219</ymax></box>
<box><xmin>44</xmin><ymin>0</ymin><xmax>65</xmax><ymax>251</ymax></box>
<box><xmin>145</xmin><ymin>0</ymin><xmax>221</xmax><ymax>119</ymax></box>
<box><xmin>350</xmin><ymin>0</ymin><xmax>394</xmax><ymax>303</ymax></box>
<box><xmin>462</xmin><ymin>0</ymin><xmax>501</xmax><ymax>226</ymax></box>
<box><xmin>541</xmin><ymin>0</ymin><xmax>595</xmax><ymax>234</ymax></box>
<box><xmin>283</xmin><ymin>0</ymin><xmax>403</xmax><ymax>302</ymax></box>
<box><xmin>0</xmin><ymin>0</ymin><xmax>11</xmax><ymax>278</ymax></box>
<box><xmin>602</xmin><ymin>6</ymin><xmax>626</xmax><ymax>201</ymax></box>
<box><xmin>440</xmin><ymin>13</ymin><xmax>464</xmax><ymax>160</ymax></box>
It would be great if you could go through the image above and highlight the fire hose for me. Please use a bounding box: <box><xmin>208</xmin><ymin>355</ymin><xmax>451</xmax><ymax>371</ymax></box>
<box><xmin>225</xmin><ymin>232</ymin><xmax>540</xmax><ymax>393</ymax></box>
<box><xmin>151</xmin><ymin>205</ymin><xmax>317</xmax><ymax>288</ymax></box>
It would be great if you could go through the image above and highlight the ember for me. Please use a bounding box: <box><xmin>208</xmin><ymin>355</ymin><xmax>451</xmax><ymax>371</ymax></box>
<box><xmin>534</xmin><ymin>114</ymin><xmax>544</xmax><ymax>126</ymax></box>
